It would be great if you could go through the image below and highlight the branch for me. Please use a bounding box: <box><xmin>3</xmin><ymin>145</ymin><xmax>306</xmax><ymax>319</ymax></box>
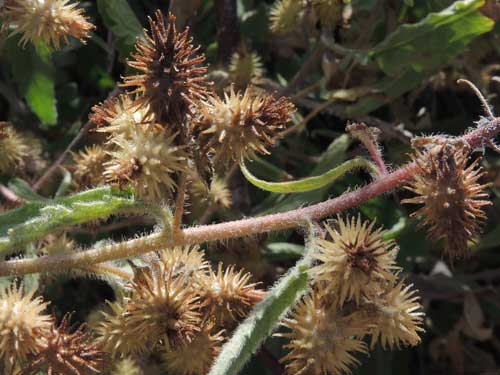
<box><xmin>0</xmin><ymin>117</ymin><xmax>498</xmax><ymax>277</ymax></box>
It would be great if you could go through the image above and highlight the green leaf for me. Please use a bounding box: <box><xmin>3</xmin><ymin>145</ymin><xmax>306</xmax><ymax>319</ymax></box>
<box><xmin>209</xmin><ymin>256</ymin><xmax>311</xmax><ymax>375</ymax></box>
<box><xmin>241</xmin><ymin>157</ymin><xmax>377</xmax><ymax>193</ymax></box>
<box><xmin>97</xmin><ymin>0</ymin><xmax>143</xmax><ymax>57</ymax></box>
<box><xmin>8</xmin><ymin>178</ymin><xmax>48</xmax><ymax>202</ymax></box>
<box><xmin>264</xmin><ymin>242</ymin><xmax>304</xmax><ymax>261</ymax></box>
<box><xmin>55</xmin><ymin>167</ymin><xmax>72</xmax><ymax>198</ymax></box>
<box><xmin>382</xmin><ymin>216</ymin><xmax>408</xmax><ymax>241</ymax></box>
<box><xmin>370</xmin><ymin>0</ymin><xmax>493</xmax><ymax>77</ymax></box>
<box><xmin>254</xmin><ymin>134</ymin><xmax>351</xmax><ymax>214</ymax></box>
<box><xmin>0</xmin><ymin>186</ymin><xmax>147</xmax><ymax>256</ymax></box>
<box><xmin>7</xmin><ymin>40</ymin><xmax>57</xmax><ymax>126</ymax></box>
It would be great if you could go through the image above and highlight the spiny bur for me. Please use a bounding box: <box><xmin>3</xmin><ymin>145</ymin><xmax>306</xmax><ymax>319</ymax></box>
<box><xmin>73</xmin><ymin>145</ymin><xmax>109</xmax><ymax>189</ymax></box>
<box><xmin>198</xmin><ymin>263</ymin><xmax>265</xmax><ymax>326</ymax></box>
<box><xmin>0</xmin><ymin>122</ymin><xmax>30</xmax><ymax>175</ymax></box>
<box><xmin>162</xmin><ymin>320</ymin><xmax>225</xmax><ymax>375</ymax></box>
<box><xmin>279</xmin><ymin>289</ymin><xmax>369</xmax><ymax>375</ymax></box>
<box><xmin>363</xmin><ymin>280</ymin><xmax>425</xmax><ymax>350</ymax></box>
<box><xmin>90</xmin><ymin>95</ymin><xmax>147</xmax><ymax>135</ymax></box>
<box><xmin>229</xmin><ymin>47</ymin><xmax>264</xmax><ymax>89</ymax></box>
<box><xmin>403</xmin><ymin>140</ymin><xmax>491</xmax><ymax>259</ymax></box>
<box><xmin>269</xmin><ymin>0</ymin><xmax>303</xmax><ymax>34</ymax></box>
<box><xmin>104</xmin><ymin>125</ymin><xmax>188</xmax><ymax>202</ymax></box>
<box><xmin>0</xmin><ymin>283</ymin><xmax>52</xmax><ymax>372</ymax></box>
<box><xmin>309</xmin><ymin>215</ymin><xmax>399</xmax><ymax>305</ymax></box>
<box><xmin>121</xmin><ymin>10</ymin><xmax>209</xmax><ymax>125</ymax></box>
<box><xmin>19</xmin><ymin>314</ymin><xmax>108</xmax><ymax>375</ymax></box>
<box><xmin>191</xmin><ymin>175</ymin><xmax>233</xmax><ymax>209</ymax></box>
<box><xmin>192</xmin><ymin>87</ymin><xmax>295</xmax><ymax>167</ymax></box>
<box><xmin>1</xmin><ymin>0</ymin><xmax>94</xmax><ymax>49</ymax></box>
<box><xmin>98</xmin><ymin>262</ymin><xmax>201</xmax><ymax>354</ymax></box>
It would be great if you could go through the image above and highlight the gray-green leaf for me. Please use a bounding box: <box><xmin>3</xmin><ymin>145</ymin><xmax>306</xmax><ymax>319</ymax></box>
<box><xmin>97</xmin><ymin>0</ymin><xmax>143</xmax><ymax>57</ymax></box>
<box><xmin>0</xmin><ymin>186</ymin><xmax>146</xmax><ymax>256</ymax></box>
<box><xmin>370</xmin><ymin>0</ymin><xmax>493</xmax><ymax>77</ymax></box>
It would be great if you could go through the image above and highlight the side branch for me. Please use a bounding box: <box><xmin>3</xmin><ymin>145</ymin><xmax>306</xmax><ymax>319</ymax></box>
<box><xmin>0</xmin><ymin>118</ymin><xmax>497</xmax><ymax>277</ymax></box>
<box><xmin>0</xmin><ymin>164</ymin><xmax>415</xmax><ymax>277</ymax></box>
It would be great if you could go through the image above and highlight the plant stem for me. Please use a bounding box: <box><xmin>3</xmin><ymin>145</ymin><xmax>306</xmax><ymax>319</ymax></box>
<box><xmin>32</xmin><ymin>120</ymin><xmax>94</xmax><ymax>191</ymax></box>
<box><xmin>172</xmin><ymin>173</ymin><xmax>187</xmax><ymax>235</ymax></box>
<box><xmin>82</xmin><ymin>263</ymin><xmax>132</xmax><ymax>281</ymax></box>
<box><xmin>0</xmin><ymin>164</ymin><xmax>415</xmax><ymax>276</ymax></box>
<box><xmin>0</xmin><ymin>118</ymin><xmax>498</xmax><ymax>277</ymax></box>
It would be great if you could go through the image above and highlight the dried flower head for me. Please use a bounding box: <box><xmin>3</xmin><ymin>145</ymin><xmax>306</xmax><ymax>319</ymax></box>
<box><xmin>191</xmin><ymin>175</ymin><xmax>232</xmax><ymax>209</ymax></box>
<box><xmin>20</xmin><ymin>314</ymin><xmax>108</xmax><ymax>375</ymax></box>
<box><xmin>162</xmin><ymin>320</ymin><xmax>224</xmax><ymax>375</ymax></box>
<box><xmin>22</xmin><ymin>132</ymin><xmax>48</xmax><ymax>175</ymax></box>
<box><xmin>157</xmin><ymin>245</ymin><xmax>210</xmax><ymax>284</ymax></box>
<box><xmin>198</xmin><ymin>263</ymin><xmax>264</xmax><ymax>325</ymax></box>
<box><xmin>121</xmin><ymin>10</ymin><xmax>209</xmax><ymax>124</ymax></box>
<box><xmin>104</xmin><ymin>125</ymin><xmax>188</xmax><ymax>201</ymax></box>
<box><xmin>364</xmin><ymin>280</ymin><xmax>425</xmax><ymax>350</ymax></box>
<box><xmin>73</xmin><ymin>145</ymin><xmax>109</xmax><ymax>188</ymax></box>
<box><xmin>100</xmin><ymin>263</ymin><xmax>200</xmax><ymax>353</ymax></box>
<box><xmin>269</xmin><ymin>0</ymin><xmax>303</xmax><ymax>34</ymax></box>
<box><xmin>95</xmin><ymin>300</ymin><xmax>148</xmax><ymax>356</ymax></box>
<box><xmin>90</xmin><ymin>95</ymin><xmax>147</xmax><ymax>135</ymax></box>
<box><xmin>403</xmin><ymin>141</ymin><xmax>491</xmax><ymax>259</ymax></box>
<box><xmin>309</xmin><ymin>215</ymin><xmax>399</xmax><ymax>305</ymax></box>
<box><xmin>2</xmin><ymin>0</ymin><xmax>94</xmax><ymax>49</ymax></box>
<box><xmin>0</xmin><ymin>283</ymin><xmax>52</xmax><ymax>371</ymax></box>
<box><xmin>193</xmin><ymin>87</ymin><xmax>295</xmax><ymax>166</ymax></box>
<box><xmin>0</xmin><ymin>122</ymin><xmax>30</xmax><ymax>175</ymax></box>
<box><xmin>279</xmin><ymin>290</ymin><xmax>368</xmax><ymax>375</ymax></box>
<box><xmin>229</xmin><ymin>47</ymin><xmax>264</xmax><ymax>89</ymax></box>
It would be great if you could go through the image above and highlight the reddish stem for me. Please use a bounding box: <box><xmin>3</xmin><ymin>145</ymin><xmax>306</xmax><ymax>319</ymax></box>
<box><xmin>0</xmin><ymin>117</ymin><xmax>497</xmax><ymax>277</ymax></box>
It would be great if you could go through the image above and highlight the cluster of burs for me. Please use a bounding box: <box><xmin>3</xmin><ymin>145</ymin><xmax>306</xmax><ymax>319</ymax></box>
<box><xmin>0</xmin><ymin>1</ymin><xmax>493</xmax><ymax>374</ymax></box>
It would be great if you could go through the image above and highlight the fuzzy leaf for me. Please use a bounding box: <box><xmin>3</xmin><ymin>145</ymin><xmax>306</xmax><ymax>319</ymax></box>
<box><xmin>370</xmin><ymin>0</ymin><xmax>493</xmax><ymax>77</ymax></box>
<box><xmin>208</xmin><ymin>256</ymin><xmax>311</xmax><ymax>375</ymax></box>
<box><xmin>97</xmin><ymin>0</ymin><xmax>143</xmax><ymax>57</ymax></box>
<box><xmin>241</xmin><ymin>157</ymin><xmax>377</xmax><ymax>193</ymax></box>
<box><xmin>0</xmin><ymin>186</ymin><xmax>145</xmax><ymax>256</ymax></box>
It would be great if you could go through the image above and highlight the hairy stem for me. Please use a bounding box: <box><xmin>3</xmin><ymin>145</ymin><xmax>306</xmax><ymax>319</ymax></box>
<box><xmin>0</xmin><ymin>118</ymin><xmax>497</xmax><ymax>277</ymax></box>
<box><xmin>172</xmin><ymin>173</ymin><xmax>187</xmax><ymax>235</ymax></box>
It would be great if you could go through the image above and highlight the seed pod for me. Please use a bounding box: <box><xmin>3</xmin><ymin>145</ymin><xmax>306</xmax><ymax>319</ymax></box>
<box><xmin>162</xmin><ymin>320</ymin><xmax>225</xmax><ymax>375</ymax></box>
<box><xmin>2</xmin><ymin>0</ymin><xmax>94</xmax><ymax>49</ymax></box>
<box><xmin>0</xmin><ymin>283</ymin><xmax>52</xmax><ymax>372</ymax></box>
<box><xmin>0</xmin><ymin>122</ymin><xmax>30</xmax><ymax>175</ymax></box>
<box><xmin>192</xmin><ymin>87</ymin><xmax>295</xmax><ymax>167</ymax></box>
<box><xmin>104</xmin><ymin>125</ymin><xmax>188</xmax><ymax>202</ymax></box>
<box><xmin>309</xmin><ymin>215</ymin><xmax>400</xmax><ymax>306</ymax></box>
<box><xmin>363</xmin><ymin>280</ymin><xmax>425</xmax><ymax>350</ymax></box>
<box><xmin>121</xmin><ymin>10</ymin><xmax>209</xmax><ymax>125</ymax></box>
<box><xmin>73</xmin><ymin>145</ymin><xmax>109</xmax><ymax>188</ymax></box>
<box><xmin>198</xmin><ymin>263</ymin><xmax>264</xmax><ymax>326</ymax></box>
<box><xmin>269</xmin><ymin>0</ymin><xmax>303</xmax><ymax>34</ymax></box>
<box><xmin>403</xmin><ymin>141</ymin><xmax>491</xmax><ymax>259</ymax></box>
<box><xmin>19</xmin><ymin>314</ymin><xmax>108</xmax><ymax>375</ymax></box>
<box><xmin>279</xmin><ymin>289</ymin><xmax>368</xmax><ymax>375</ymax></box>
<box><xmin>229</xmin><ymin>47</ymin><xmax>264</xmax><ymax>89</ymax></box>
